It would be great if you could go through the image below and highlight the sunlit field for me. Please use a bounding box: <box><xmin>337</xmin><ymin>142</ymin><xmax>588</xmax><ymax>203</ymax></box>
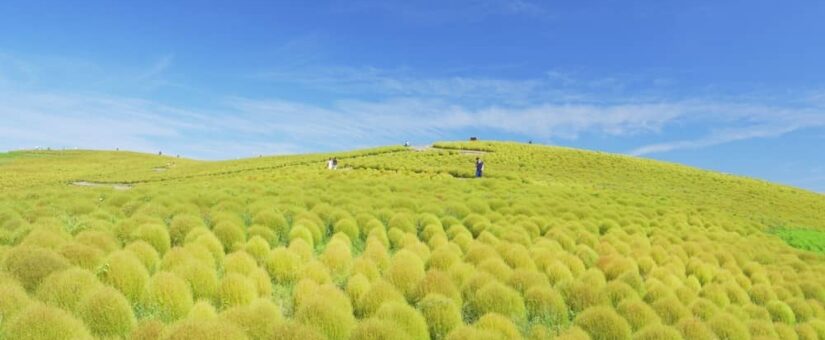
<box><xmin>1</xmin><ymin>141</ymin><xmax>824</xmax><ymax>339</ymax></box>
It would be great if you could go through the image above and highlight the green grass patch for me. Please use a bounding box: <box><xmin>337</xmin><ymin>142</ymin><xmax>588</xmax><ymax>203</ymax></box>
<box><xmin>771</xmin><ymin>228</ymin><xmax>825</xmax><ymax>254</ymax></box>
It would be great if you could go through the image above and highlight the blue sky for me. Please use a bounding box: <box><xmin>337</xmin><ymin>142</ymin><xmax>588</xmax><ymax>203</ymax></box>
<box><xmin>1</xmin><ymin>0</ymin><xmax>824</xmax><ymax>192</ymax></box>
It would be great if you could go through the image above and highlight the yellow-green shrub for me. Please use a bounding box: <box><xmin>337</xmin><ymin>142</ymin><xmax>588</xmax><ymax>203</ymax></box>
<box><xmin>474</xmin><ymin>313</ymin><xmax>520</xmax><ymax>339</ymax></box>
<box><xmin>99</xmin><ymin>250</ymin><xmax>149</xmax><ymax>303</ymax></box>
<box><xmin>384</xmin><ymin>249</ymin><xmax>425</xmax><ymax>300</ymax></box>
<box><xmin>617</xmin><ymin>299</ymin><xmax>660</xmax><ymax>332</ymax></box>
<box><xmin>351</xmin><ymin>318</ymin><xmax>412</xmax><ymax>340</ymax></box>
<box><xmin>146</xmin><ymin>271</ymin><xmax>194</xmax><ymax>322</ymax></box>
<box><xmin>125</xmin><ymin>240</ymin><xmax>161</xmax><ymax>272</ymax></box>
<box><xmin>707</xmin><ymin>312</ymin><xmax>749</xmax><ymax>340</ymax></box>
<box><xmin>58</xmin><ymin>242</ymin><xmax>104</xmax><ymax>270</ymax></box>
<box><xmin>36</xmin><ymin>267</ymin><xmax>101</xmax><ymax>312</ymax></box>
<box><xmin>375</xmin><ymin>302</ymin><xmax>429</xmax><ymax>340</ymax></box>
<box><xmin>418</xmin><ymin>293</ymin><xmax>463</xmax><ymax>339</ymax></box>
<box><xmin>221</xmin><ymin>298</ymin><xmax>283</xmax><ymax>339</ymax></box>
<box><xmin>3</xmin><ymin>303</ymin><xmax>93</xmax><ymax>340</ymax></box>
<box><xmin>633</xmin><ymin>323</ymin><xmax>682</xmax><ymax>340</ymax></box>
<box><xmin>525</xmin><ymin>285</ymin><xmax>568</xmax><ymax>327</ymax></box>
<box><xmin>218</xmin><ymin>273</ymin><xmax>257</xmax><ymax>309</ymax></box>
<box><xmin>766</xmin><ymin>300</ymin><xmax>796</xmax><ymax>324</ymax></box>
<box><xmin>574</xmin><ymin>306</ymin><xmax>632</xmax><ymax>340</ymax></box>
<box><xmin>171</xmin><ymin>261</ymin><xmax>218</xmax><ymax>301</ymax></box>
<box><xmin>471</xmin><ymin>281</ymin><xmax>526</xmax><ymax>321</ymax></box>
<box><xmin>223</xmin><ymin>251</ymin><xmax>258</xmax><ymax>276</ymax></box>
<box><xmin>170</xmin><ymin>214</ymin><xmax>204</xmax><ymax>246</ymax></box>
<box><xmin>265</xmin><ymin>247</ymin><xmax>302</xmax><ymax>284</ymax></box>
<box><xmin>295</xmin><ymin>291</ymin><xmax>356</xmax><ymax>340</ymax></box>
<box><xmin>2</xmin><ymin>245</ymin><xmax>70</xmax><ymax>291</ymax></box>
<box><xmin>160</xmin><ymin>319</ymin><xmax>248</xmax><ymax>340</ymax></box>
<box><xmin>134</xmin><ymin>223</ymin><xmax>171</xmax><ymax>255</ymax></box>
<box><xmin>77</xmin><ymin>285</ymin><xmax>135</xmax><ymax>337</ymax></box>
<box><xmin>213</xmin><ymin>221</ymin><xmax>246</xmax><ymax>252</ymax></box>
<box><xmin>0</xmin><ymin>281</ymin><xmax>31</xmax><ymax>321</ymax></box>
<box><xmin>357</xmin><ymin>279</ymin><xmax>407</xmax><ymax>317</ymax></box>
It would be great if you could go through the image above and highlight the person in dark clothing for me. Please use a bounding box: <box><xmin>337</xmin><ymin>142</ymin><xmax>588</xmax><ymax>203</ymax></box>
<box><xmin>475</xmin><ymin>157</ymin><xmax>484</xmax><ymax>177</ymax></box>
<box><xmin>332</xmin><ymin>157</ymin><xmax>338</xmax><ymax>170</ymax></box>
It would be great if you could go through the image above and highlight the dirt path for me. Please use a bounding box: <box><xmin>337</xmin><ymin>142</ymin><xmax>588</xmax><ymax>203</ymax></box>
<box><xmin>72</xmin><ymin>181</ymin><xmax>132</xmax><ymax>190</ymax></box>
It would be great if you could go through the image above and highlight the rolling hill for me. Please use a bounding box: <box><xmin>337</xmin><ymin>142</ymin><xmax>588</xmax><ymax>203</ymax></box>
<box><xmin>1</xmin><ymin>141</ymin><xmax>824</xmax><ymax>339</ymax></box>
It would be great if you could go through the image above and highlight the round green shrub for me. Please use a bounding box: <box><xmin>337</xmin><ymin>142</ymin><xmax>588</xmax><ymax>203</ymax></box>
<box><xmin>321</xmin><ymin>239</ymin><xmax>353</xmax><ymax>279</ymax></box>
<box><xmin>357</xmin><ymin>279</ymin><xmax>407</xmax><ymax>317</ymax></box>
<box><xmin>3</xmin><ymin>303</ymin><xmax>93</xmax><ymax>340</ymax></box>
<box><xmin>633</xmin><ymin>323</ymin><xmax>682</xmax><ymax>340</ymax></box>
<box><xmin>146</xmin><ymin>272</ymin><xmax>194</xmax><ymax>322</ymax></box>
<box><xmin>525</xmin><ymin>286</ymin><xmax>569</xmax><ymax>327</ymax></box>
<box><xmin>617</xmin><ymin>299</ymin><xmax>660</xmax><ymax>331</ymax></box>
<box><xmin>271</xmin><ymin>321</ymin><xmax>327</xmax><ymax>340</ymax></box>
<box><xmin>74</xmin><ymin>230</ymin><xmax>120</xmax><ymax>253</ymax></box>
<box><xmin>707</xmin><ymin>312</ymin><xmax>749</xmax><ymax>340</ymax></box>
<box><xmin>243</xmin><ymin>236</ymin><xmax>270</xmax><ymax>263</ymax></box>
<box><xmin>418</xmin><ymin>293</ymin><xmax>463</xmax><ymax>339</ymax></box>
<box><xmin>3</xmin><ymin>245</ymin><xmax>70</xmax><ymax>291</ymax></box>
<box><xmin>160</xmin><ymin>319</ymin><xmax>248</xmax><ymax>340</ymax></box>
<box><xmin>474</xmin><ymin>313</ymin><xmax>520</xmax><ymax>339</ymax></box>
<box><xmin>472</xmin><ymin>281</ymin><xmax>526</xmax><ymax>321</ymax></box>
<box><xmin>130</xmin><ymin>319</ymin><xmax>166</xmax><ymax>340</ymax></box>
<box><xmin>218</xmin><ymin>273</ymin><xmax>257</xmax><ymax>309</ymax></box>
<box><xmin>171</xmin><ymin>261</ymin><xmax>218</xmax><ymax>301</ymax></box>
<box><xmin>221</xmin><ymin>298</ymin><xmax>283</xmax><ymax>339</ymax></box>
<box><xmin>36</xmin><ymin>267</ymin><xmax>102</xmax><ymax>312</ymax></box>
<box><xmin>58</xmin><ymin>242</ymin><xmax>104</xmax><ymax>270</ymax></box>
<box><xmin>265</xmin><ymin>247</ymin><xmax>302</xmax><ymax>284</ymax></box>
<box><xmin>77</xmin><ymin>285</ymin><xmax>136</xmax><ymax>337</ymax></box>
<box><xmin>295</xmin><ymin>294</ymin><xmax>356</xmax><ymax>340</ymax></box>
<box><xmin>187</xmin><ymin>300</ymin><xmax>218</xmax><ymax>320</ymax></box>
<box><xmin>574</xmin><ymin>306</ymin><xmax>632</xmax><ymax>340</ymax></box>
<box><xmin>223</xmin><ymin>251</ymin><xmax>258</xmax><ymax>276</ymax></box>
<box><xmin>767</xmin><ymin>300</ymin><xmax>796</xmax><ymax>324</ymax></box>
<box><xmin>20</xmin><ymin>228</ymin><xmax>71</xmax><ymax>250</ymax></box>
<box><xmin>558</xmin><ymin>279</ymin><xmax>607</xmax><ymax>313</ymax></box>
<box><xmin>651</xmin><ymin>296</ymin><xmax>691</xmax><ymax>324</ymax></box>
<box><xmin>376</xmin><ymin>302</ymin><xmax>429</xmax><ymax>340</ymax></box>
<box><xmin>99</xmin><ymin>250</ymin><xmax>150</xmax><ymax>303</ymax></box>
<box><xmin>134</xmin><ymin>223</ymin><xmax>172</xmax><ymax>255</ymax></box>
<box><xmin>170</xmin><ymin>214</ymin><xmax>205</xmax><ymax>246</ymax></box>
<box><xmin>351</xmin><ymin>318</ymin><xmax>412</xmax><ymax>340</ymax></box>
<box><xmin>0</xmin><ymin>281</ymin><xmax>31</xmax><ymax>321</ymax></box>
<box><xmin>213</xmin><ymin>221</ymin><xmax>246</xmax><ymax>252</ymax></box>
<box><xmin>125</xmin><ymin>240</ymin><xmax>161</xmax><ymax>272</ymax></box>
<box><xmin>384</xmin><ymin>249</ymin><xmax>425</xmax><ymax>300</ymax></box>
<box><xmin>675</xmin><ymin>318</ymin><xmax>714</xmax><ymax>340</ymax></box>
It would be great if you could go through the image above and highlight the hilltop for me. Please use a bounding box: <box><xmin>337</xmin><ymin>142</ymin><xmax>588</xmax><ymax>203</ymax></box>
<box><xmin>1</xmin><ymin>141</ymin><xmax>824</xmax><ymax>339</ymax></box>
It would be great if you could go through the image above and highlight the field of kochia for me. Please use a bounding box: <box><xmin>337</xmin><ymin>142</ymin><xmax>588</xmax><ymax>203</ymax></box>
<box><xmin>1</xmin><ymin>141</ymin><xmax>824</xmax><ymax>340</ymax></box>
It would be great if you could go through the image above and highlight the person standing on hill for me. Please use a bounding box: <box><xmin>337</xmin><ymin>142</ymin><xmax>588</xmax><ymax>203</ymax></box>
<box><xmin>332</xmin><ymin>157</ymin><xmax>338</xmax><ymax>170</ymax></box>
<box><xmin>327</xmin><ymin>158</ymin><xmax>334</xmax><ymax>170</ymax></box>
<box><xmin>475</xmin><ymin>157</ymin><xmax>485</xmax><ymax>178</ymax></box>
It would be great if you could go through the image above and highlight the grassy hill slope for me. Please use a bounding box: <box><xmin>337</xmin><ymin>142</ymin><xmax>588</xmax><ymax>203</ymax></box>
<box><xmin>1</xmin><ymin>141</ymin><xmax>824</xmax><ymax>339</ymax></box>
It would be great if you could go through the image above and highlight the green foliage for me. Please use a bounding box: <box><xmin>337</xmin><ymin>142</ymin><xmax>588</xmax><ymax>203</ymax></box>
<box><xmin>771</xmin><ymin>228</ymin><xmax>825</xmax><ymax>254</ymax></box>
<box><xmin>98</xmin><ymin>250</ymin><xmax>150</xmax><ymax>303</ymax></box>
<box><xmin>36</xmin><ymin>267</ymin><xmax>102</xmax><ymax>312</ymax></box>
<box><xmin>418</xmin><ymin>293</ymin><xmax>463</xmax><ymax>339</ymax></box>
<box><xmin>145</xmin><ymin>272</ymin><xmax>194</xmax><ymax>322</ymax></box>
<box><xmin>3</xmin><ymin>303</ymin><xmax>93</xmax><ymax>340</ymax></box>
<box><xmin>2</xmin><ymin>245</ymin><xmax>70</xmax><ymax>291</ymax></box>
<box><xmin>218</xmin><ymin>273</ymin><xmax>257</xmax><ymax>309</ymax></box>
<box><xmin>76</xmin><ymin>286</ymin><xmax>135</xmax><ymax>337</ymax></box>
<box><xmin>574</xmin><ymin>306</ymin><xmax>632</xmax><ymax>340</ymax></box>
<box><xmin>2</xmin><ymin>142</ymin><xmax>825</xmax><ymax>338</ymax></box>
